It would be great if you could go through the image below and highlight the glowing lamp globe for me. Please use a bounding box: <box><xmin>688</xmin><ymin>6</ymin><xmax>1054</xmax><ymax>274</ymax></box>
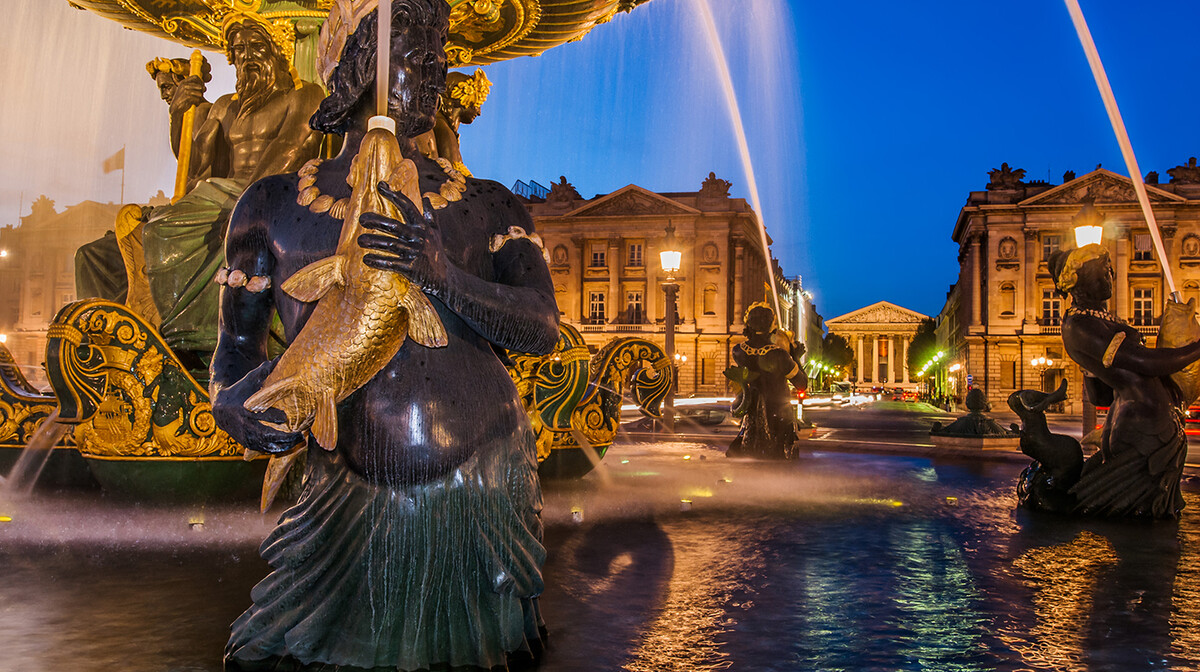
<box><xmin>660</xmin><ymin>223</ymin><xmax>681</xmax><ymax>275</ymax></box>
<box><xmin>660</xmin><ymin>250</ymin><xmax>682</xmax><ymax>274</ymax></box>
<box><xmin>1075</xmin><ymin>225</ymin><xmax>1104</xmax><ymax>247</ymax></box>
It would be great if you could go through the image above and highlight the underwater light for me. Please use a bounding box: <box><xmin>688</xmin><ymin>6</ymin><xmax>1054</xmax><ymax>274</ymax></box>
<box><xmin>570</xmin><ymin>507</ymin><xmax>584</xmax><ymax>524</ymax></box>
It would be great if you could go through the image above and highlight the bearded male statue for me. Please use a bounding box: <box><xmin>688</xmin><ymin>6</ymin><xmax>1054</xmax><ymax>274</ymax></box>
<box><xmin>138</xmin><ymin>14</ymin><xmax>326</xmax><ymax>369</ymax></box>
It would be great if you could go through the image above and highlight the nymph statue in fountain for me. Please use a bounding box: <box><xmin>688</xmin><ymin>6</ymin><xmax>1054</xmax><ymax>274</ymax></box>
<box><xmin>725</xmin><ymin>302</ymin><xmax>807</xmax><ymax>459</ymax></box>
<box><xmin>1013</xmin><ymin>220</ymin><xmax>1200</xmax><ymax>518</ymax></box>
<box><xmin>211</xmin><ymin>0</ymin><xmax>558</xmax><ymax>669</ymax></box>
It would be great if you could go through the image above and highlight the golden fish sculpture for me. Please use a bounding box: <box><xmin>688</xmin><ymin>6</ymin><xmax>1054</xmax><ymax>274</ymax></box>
<box><xmin>1158</xmin><ymin>297</ymin><xmax>1200</xmax><ymax>408</ymax></box>
<box><xmin>245</xmin><ymin>125</ymin><xmax>448</xmax><ymax>451</ymax></box>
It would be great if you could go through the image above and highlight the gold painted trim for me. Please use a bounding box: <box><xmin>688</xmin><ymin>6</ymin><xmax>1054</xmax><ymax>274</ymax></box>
<box><xmin>80</xmin><ymin>453</ymin><xmax>269</xmax><ymax>462</ymax></box>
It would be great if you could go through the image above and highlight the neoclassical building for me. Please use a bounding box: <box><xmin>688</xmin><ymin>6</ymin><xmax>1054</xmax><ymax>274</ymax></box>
<box><xmin>936</xmin><ymin>162</ymin><xmax>1200</xmax><ymax>412</ymax></box>
<box><xmin>825</xmin><ymin>301</ymin><xmax>928</xmax><ymax>388</ymax></box>
<box><xmin>523</xmin><ymin>173</ymin><xmax>819</xmax><ymax>396</ymax></box>
<box><xmin>0</xmin><ymin>196</ymin><xmax>121</xmax><ymax>385</ymax></box>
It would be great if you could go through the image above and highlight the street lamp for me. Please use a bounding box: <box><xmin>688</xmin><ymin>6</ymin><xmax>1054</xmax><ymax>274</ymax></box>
<box><xmin>660</xmin><ymin>222</ymin><xmax>681</xmax><ymax>433</ymax></box>
<box><xmin>1030</xmin><ymin>355</ymin><xmax>1054</xmax><ymax>392</ymax></box>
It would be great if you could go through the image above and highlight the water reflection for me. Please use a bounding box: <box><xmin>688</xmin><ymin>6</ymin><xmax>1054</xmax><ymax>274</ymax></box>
<box><xmin>3</xmin><ymin>449</ymin><xmax>1200</xmax><ymax>670</ymax></box>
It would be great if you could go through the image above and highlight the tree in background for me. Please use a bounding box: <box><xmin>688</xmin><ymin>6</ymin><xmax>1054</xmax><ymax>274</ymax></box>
<box><xmin>906</xmin><ymin>318</ymin><xmax>938</xmax><ymax>376</ymax></box>
<box><xmin>821</xmin><ymin>332</ymin><xmax>854</xmax><ymax>382</ymax></box>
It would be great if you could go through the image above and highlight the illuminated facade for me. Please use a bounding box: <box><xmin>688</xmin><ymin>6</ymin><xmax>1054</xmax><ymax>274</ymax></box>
<box><xmin>935</xmin><ymin>164</ymin><xmax>1200</xmax><ymax>412</ymax></box>
<box><xmin>0</xmin><ymin>196</ymin><xmax>120</xmax><ymax>386</ymax></box>
<box><xmin>824</xmin><ymin>301</ymin><xmax>928</xmax><ymax>389</ymax></box>
<box><xmin>522</xmin><ymin>174</ymin><xmax>819</xmax><ymax>396</ymax></box>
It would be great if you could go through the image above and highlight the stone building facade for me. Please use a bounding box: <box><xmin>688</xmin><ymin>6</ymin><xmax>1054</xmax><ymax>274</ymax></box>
<box><xmin>936</xmin><ymin>162</ymin><xmax>1200</xmax><ymax>412</ymax></box>
<box><xmin>0</xmin><ymin>196</ymin><xmax>120</xmax><ymax>386</ymax></box>
<box><xmin>523</xmin><ymin>173</ymin><xmax>819</xmax><ymax>396</ymax></box>
<box><xmin>825</xmin><ymin>301</ymin><xmax>928</xmax><ymax>389</ymax></box>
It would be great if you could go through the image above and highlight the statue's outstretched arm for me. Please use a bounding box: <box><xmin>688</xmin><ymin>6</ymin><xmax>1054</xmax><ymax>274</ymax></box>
<box><xmin>1067</xmin><ymin>317</ymin><xmax>1200</xmax><ymax>378</ymax></box>
<box><xmin>359</xmin><ymin>182</ymin><xmax>560</xmax><ymax>355</ymax></box>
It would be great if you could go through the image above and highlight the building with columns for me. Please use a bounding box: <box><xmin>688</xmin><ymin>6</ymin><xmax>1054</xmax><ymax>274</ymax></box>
<box><xmin>825</xmin><ymin>301</ymin><xmax>928</xmax><ymax>389</ymax></box>
<box><xmin>522</xmin><ymin>173</ymin><xmax>819</xmax><ymax>396</ymax></box>
<box><xmin>935</xmin><ymin>162</ymin><xmax>1200</xmax><ymax>412</ymax></box>
<box><xmin>0</xmin><ymin>196</ymin><xmax>119</xmax><ymax>386</ymax></box>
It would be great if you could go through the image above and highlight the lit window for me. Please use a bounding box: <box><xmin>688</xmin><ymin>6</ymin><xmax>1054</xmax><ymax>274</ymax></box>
<box><xmin>625</xmin><ymin>291</ymin><xmax>644</xmax><ymax>323</ymax></box>
<box><xmin>589</xmin><ymin>243</ymin><xmax>606</xmax><ymax>268</ymax></box>
<box><xmin>1042</xmin><ymin>235</ymin><xmax>1061</xmax><ymax>262</ymax></box>
<box><xmin>1133</xmin><ymin>233</ymin><xmax>1153</xmax><ymax>262</ymax></box>
<box><xmin>589</xmin><ymin>291</ymin><xmax>606</xmax><ymax>323</ymax></box>
<box><xmin>1133</xmin><ymin>287</ymin><xmax>1154</xmax><ymax>326</ymax></box>
<box><xmin>627</xmin><ymin>243</ymin><xmax>643</xmax><ymax>268</ymax></box>
<box><xmin>1041</xmin><ymin>288</ymin><xmax>1060</xmax><ymax>326</ymax></box>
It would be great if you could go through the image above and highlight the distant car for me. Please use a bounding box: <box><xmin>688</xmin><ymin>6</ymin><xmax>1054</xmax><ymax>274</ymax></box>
<box><xmin>623</xmin><ymin>405</ymin><xmax>731</xmax><ymax>431</ymax></box>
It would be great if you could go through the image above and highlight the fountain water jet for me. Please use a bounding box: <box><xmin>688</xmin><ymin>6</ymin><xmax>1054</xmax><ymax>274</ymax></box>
<box><xmin>1</xmin><ymin>410</ymin><xmax>71</xmax><ymax>498</ymax></box>
<box><xmin>692</xmin><ymin>0</ymin><xmax>782</xmax><ymax>317</ymax></box>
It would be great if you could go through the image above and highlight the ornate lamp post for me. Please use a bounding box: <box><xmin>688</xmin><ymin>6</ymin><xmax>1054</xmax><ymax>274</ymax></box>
<box><xmin>1075</xmin><ymin>210</ymin><xmax>1104</xmax><ymax>435</ymax></box>
<box><xmin>1030</xmin><ymin>355</ymin><xmax>1054</xmax><ymax>393</ymax></box>
<box><xmin>660</xmin><ymin>223</ymin><xmax>682</xmax><ymax>433</ymax></box>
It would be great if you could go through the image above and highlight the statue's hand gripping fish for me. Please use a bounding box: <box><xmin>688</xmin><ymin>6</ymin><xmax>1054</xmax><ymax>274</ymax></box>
<box><xmin>244</xmin><ymin>127</ymin><xmax>448</xmax><ymax>450</ymax></box>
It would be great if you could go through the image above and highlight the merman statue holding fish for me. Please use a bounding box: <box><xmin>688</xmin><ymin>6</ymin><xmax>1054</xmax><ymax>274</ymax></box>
<box><xmin>210</xmin><ymin>0</ymin><xmax>560</xmax><ymax>668</ymax></box>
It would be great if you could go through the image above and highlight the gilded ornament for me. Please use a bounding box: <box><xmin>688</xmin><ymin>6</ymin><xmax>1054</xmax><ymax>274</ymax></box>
<box><xmin>245</xmin><ymin>126</ymin><xmax>449</xmax><ymax>450</ymax></box>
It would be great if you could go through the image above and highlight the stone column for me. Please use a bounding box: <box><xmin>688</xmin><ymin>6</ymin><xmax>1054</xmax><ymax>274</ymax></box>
<box><xmin>872</xmin><ymin>335</ymin><xmax>880</xmax><ymax>384</ymax></box>
<box><xmin>969</xmin><ymin>233</ymin><xmax>983</xmax><ymax>326</ymax></box>
<box><xmin>856</xmin><ymin>335</ymin><xmax>864</xmax><ymax>383</ymax></box>
<box><xmin>732</xmin><ymin>242</ymin><xmax>746</xmax><ymax>331</ymax></box>
<box><xmin>573</xmin><ymin>238</ymin><xmax>586</xmax><ymax>322</ymax></box>
<box><xmin>903</xmin><ymin>336</ymin><xmax>910</xmax><ymax>383</ymax></box>
<box><xmin>1023</xmin><ymin>228</ymin><xmax>1037</xmax><ymax>325</ymax></box>
<box><xmin>608</xmin><ymin>240</ymin><xmax>621</xmax><ymax>322</ymax></box>
<box><xmin>1114</xmin><ymin>228</ymin><xmax>1129</xmax><ymax>319</ymax></box>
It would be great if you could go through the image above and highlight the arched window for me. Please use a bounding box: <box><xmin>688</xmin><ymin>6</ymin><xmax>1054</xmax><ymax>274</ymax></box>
<box><xmin>1000</xmin><ymin>282</ymin><xmax>1016</xmax><ymax>316</ymax></box>
<box><xmin>703</xmin><ymin>284</ymin><xmax>717</xmax><ymax>315</ymax></box>
<box><xmin>1186</xmin><ymin>281</ymin><xmax>1200</xmax><ymax>309</ymax></box>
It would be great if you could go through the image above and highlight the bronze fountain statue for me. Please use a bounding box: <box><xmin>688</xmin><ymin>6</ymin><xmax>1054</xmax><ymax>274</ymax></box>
<box><xmin>212</xmin><ymin>1</ymin><xmax>558</xmax><ymax>667</ymax></box>
<box><xmin>1011</xmin><ymin>229</ymin><xmax>1200</xmax><ymax>518</ymax></box>
<box><xmin>724</xmin><ymin>302</ymin><xmax>807</xmax><ymax>460</ymax></box>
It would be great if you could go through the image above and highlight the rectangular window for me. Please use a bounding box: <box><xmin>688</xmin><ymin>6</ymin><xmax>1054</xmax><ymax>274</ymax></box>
<box><xmin>627</xmin><ymin>243</ymin><xmax>643</xmax><ymax>268</ymax></box>
<box><xmin>1133</xmin><ymin>287</ymin><xmax>1154</xmax><ymax>326</ymax></box>
<box><xmin>1041</xmin><ymin>288</ymin><xmax>1061</xmax><ymax>326</ymax></box>
<box><xmin>701</xmin><ymin>358</ymin><xmax>715</xmax><ymax>385</ymax></box>
<box><xmin>1001</xmin><ymin>361</ymin><xmax>1016</xmax><ymax>389</ymax></box>
<box><xmin>589</xmin><ymin>243</ymin><xmax>606</xmax><ymax>268</ymax></box>
<box><xmin>625</xmin><ymin>291</ymin><xmax>644</xmax><ymax>323</ymax></box>
<box><xmin>1133</xmin><ymin>233</ymin><xmax>1153</xmax><ymax>262</ymax></box>
<box><xmin>1042</xmin><ymin>235</ymin><xmax>1061</xmax><ymax>262</ymax></box>
<box><xmin>589</xmin><ymin>291</ymin><xmax>606</xmax><ymax>323</ymax></box>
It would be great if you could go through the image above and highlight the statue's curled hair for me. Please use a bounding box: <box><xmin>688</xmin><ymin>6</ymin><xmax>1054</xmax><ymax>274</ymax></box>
<box><xmin>310</xmin><ymin>0</ymin><xmax>450</xmax><ymax>136</ymax></box>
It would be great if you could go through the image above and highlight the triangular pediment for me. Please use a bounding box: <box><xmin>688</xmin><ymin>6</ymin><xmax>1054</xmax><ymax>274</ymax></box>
<box><xmin>1020</xmin><ymin>169</ymin><xmax>1185</xmax><ymax>207</ymax></box>
<box><xmin>565</xmin><ymin>185</ymin><xmax>700</xmax><ymax>218</ymax></box>
<box><xmin>825</xmin><ymin>301</ymin><xmax>929</xmax><ymax>327</ymax></box>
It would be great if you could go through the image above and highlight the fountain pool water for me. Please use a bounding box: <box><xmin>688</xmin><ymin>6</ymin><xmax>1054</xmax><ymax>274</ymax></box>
<box><xmin>3</xmin><ymin>441</ymin><xmax>1199</xmax><ymax>671</ymax></box>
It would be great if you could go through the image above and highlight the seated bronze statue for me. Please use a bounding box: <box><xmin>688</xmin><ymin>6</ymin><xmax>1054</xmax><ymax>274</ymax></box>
<box><xmin>76</xmin><ymin>13</ymin><xmax>326</xmax><ymax>371</ymax></box>
<box><xmin>212</xmin><ymin>1</ymin><xmax>558</xmax><ymax>669</ymax></box>
<box><xmin>1015</xmin><ymin>242</ymin><xmax>1200</xmax><ymax>518</ymax></box>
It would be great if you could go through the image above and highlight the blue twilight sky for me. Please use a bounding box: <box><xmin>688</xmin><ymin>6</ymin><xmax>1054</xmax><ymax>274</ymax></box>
<box><xmin>3</xmin><ymin>0</ymin><xmax>1200</xmax><ymax>322</ymax></box>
